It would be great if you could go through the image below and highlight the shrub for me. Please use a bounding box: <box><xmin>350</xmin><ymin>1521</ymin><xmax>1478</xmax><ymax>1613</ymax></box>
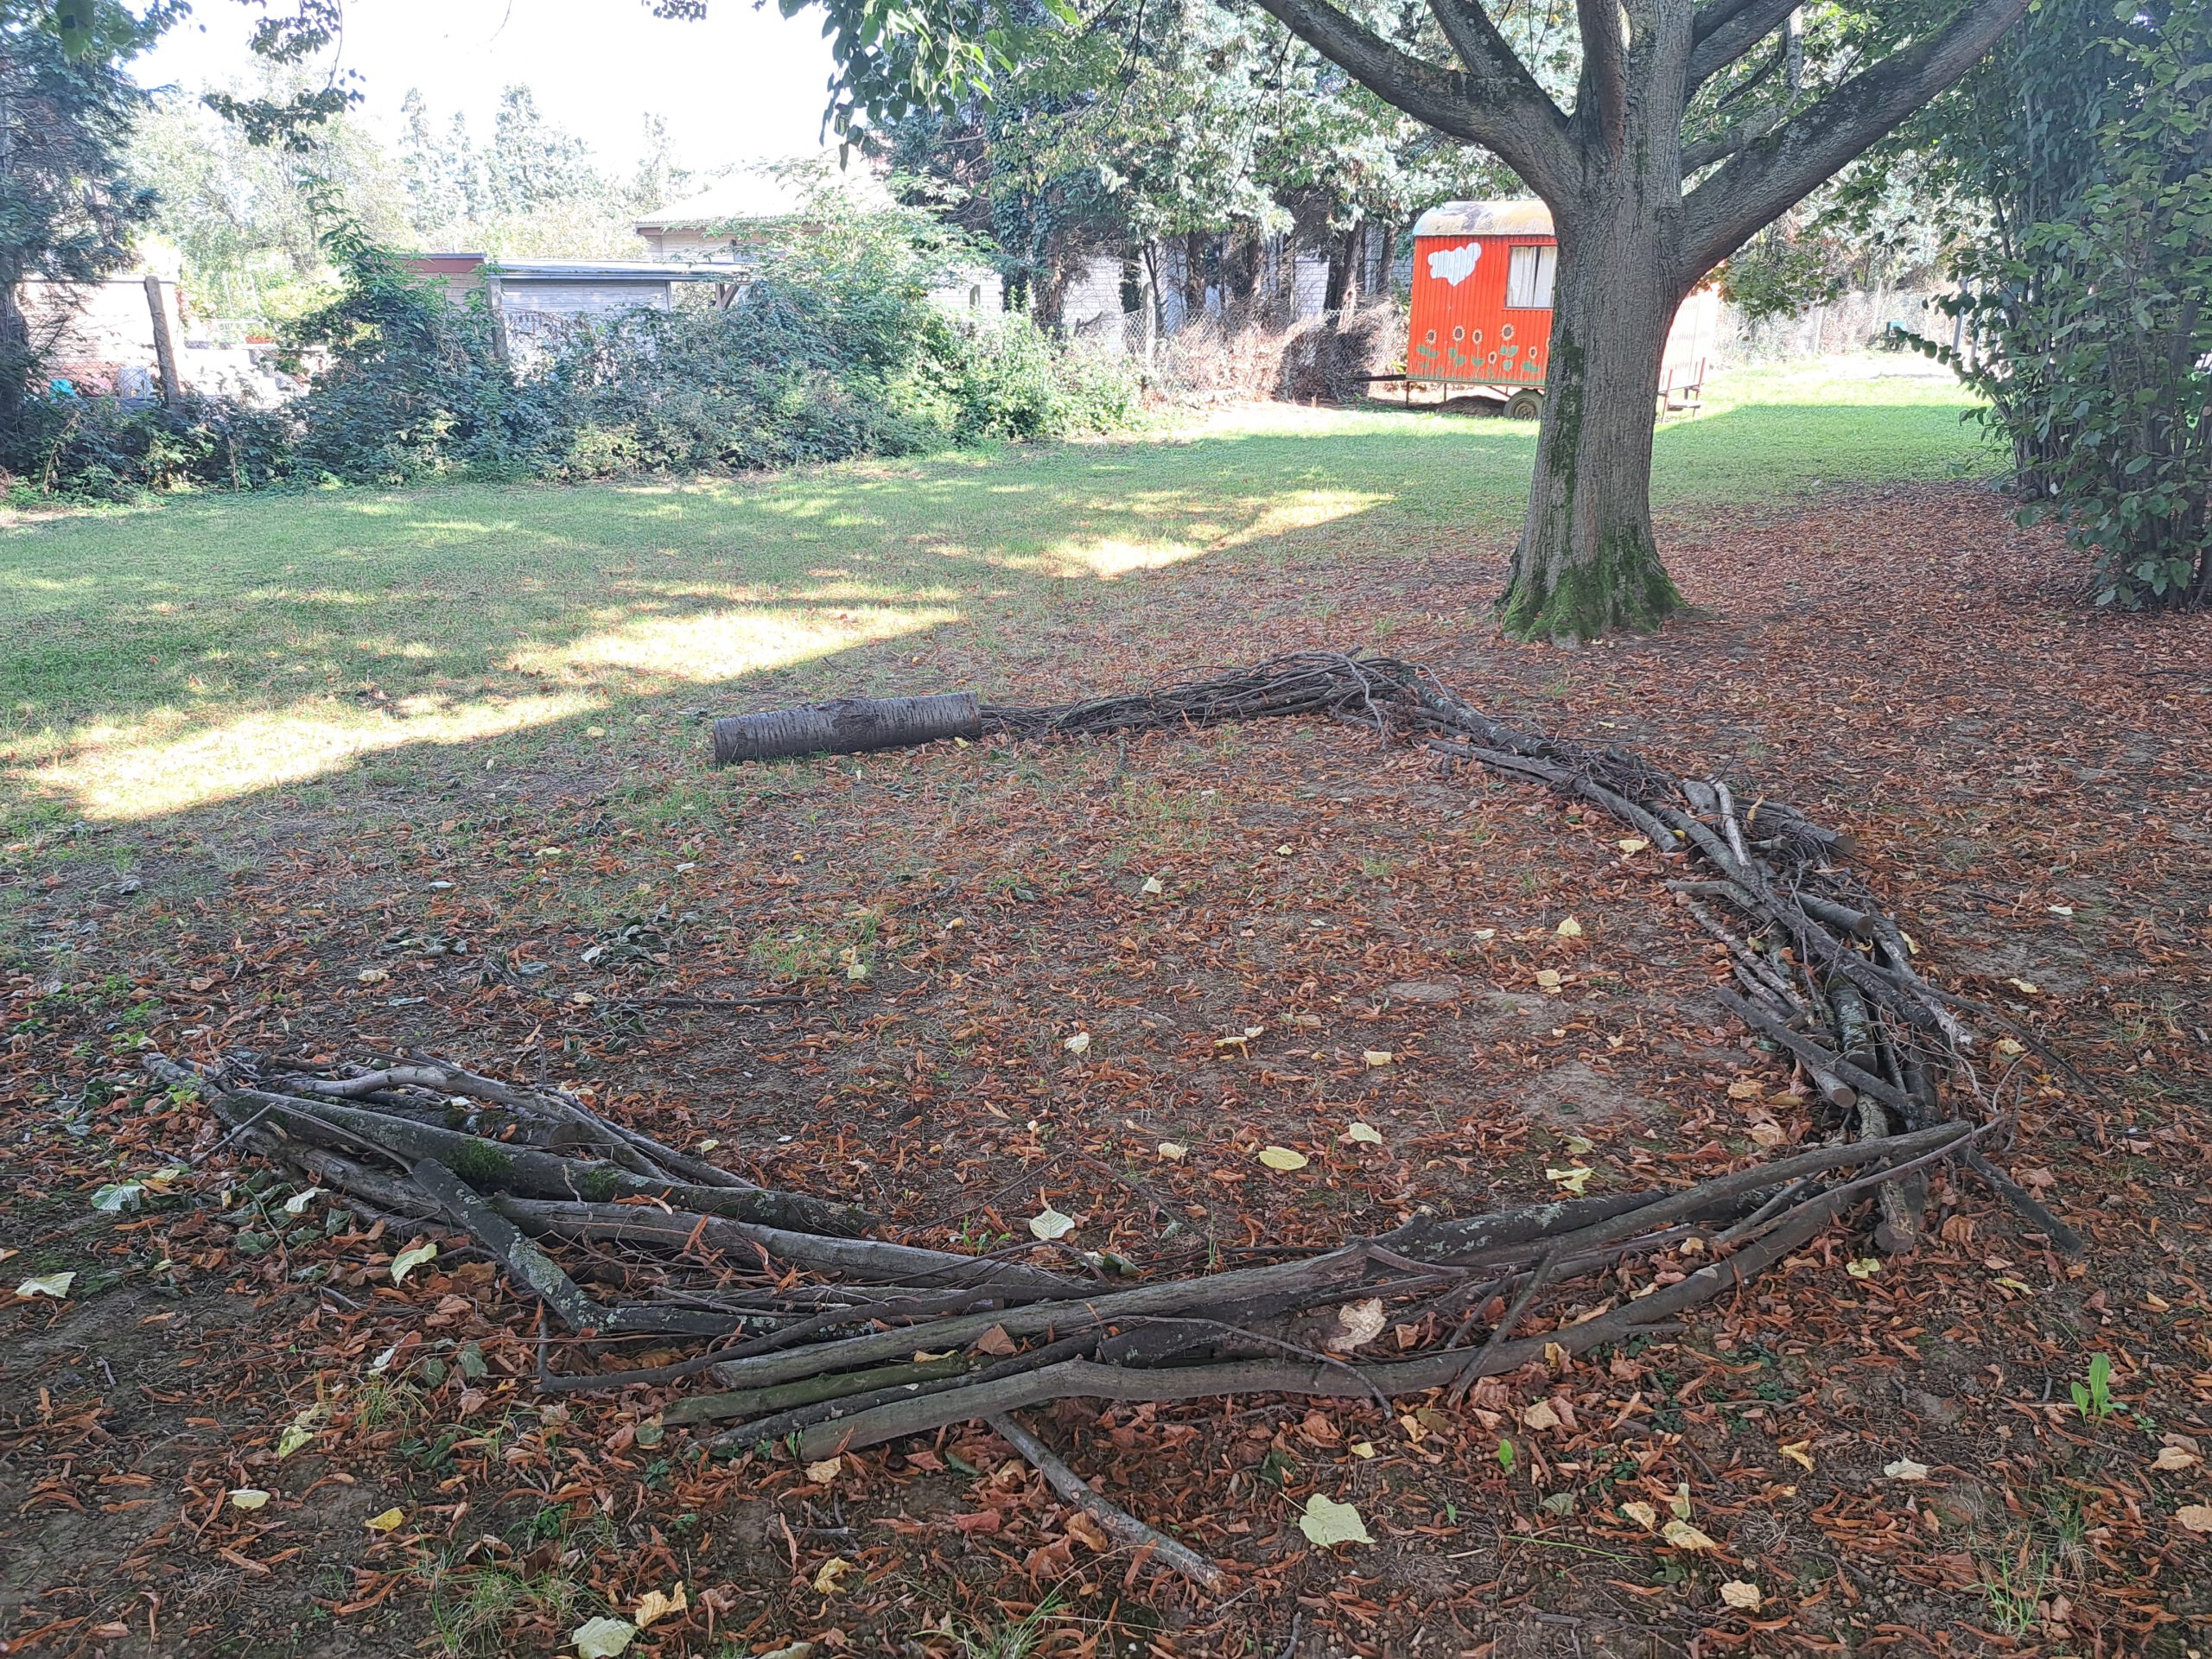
<box><xmin>9</xmin><ymin>175</ymin><xmax>1136</xmax><ymax>501</ymax></box>
<box><xmin>1919</xmin><ymin>0</ymin><xmax>2210</xmax><ymax>612</ymax></box>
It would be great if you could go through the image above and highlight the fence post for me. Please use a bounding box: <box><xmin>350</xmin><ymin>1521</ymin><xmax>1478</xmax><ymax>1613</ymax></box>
<box><xmin>143</xmin><ymin>274</ymin><xmax>181</xmax><ymax>406</ymax></box>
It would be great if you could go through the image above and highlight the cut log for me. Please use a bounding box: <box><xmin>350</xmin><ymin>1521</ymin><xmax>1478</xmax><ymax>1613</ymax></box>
<box><xmin>712</xmin><ymin>693</ymin><xmax>981</xmax><ymax>766</ymax></box>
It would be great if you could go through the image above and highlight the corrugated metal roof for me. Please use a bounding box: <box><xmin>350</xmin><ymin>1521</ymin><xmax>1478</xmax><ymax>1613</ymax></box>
<box><xmin>1410</xmin><ymin>200</ymin><xmax>1554</xmax><ymax>238</ymax></box>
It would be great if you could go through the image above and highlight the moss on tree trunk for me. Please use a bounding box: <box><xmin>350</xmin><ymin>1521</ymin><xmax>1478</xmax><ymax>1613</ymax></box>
<box><xmin>1496</xmin><ymin>217</ymin><xmax>1686</xmax><ymax>644</ymax></box>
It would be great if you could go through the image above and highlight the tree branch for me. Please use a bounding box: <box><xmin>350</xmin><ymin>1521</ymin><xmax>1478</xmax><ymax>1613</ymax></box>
<box><xmin>1575</xmin><ymin>0</ymin><xmax>1629</xmax><ymax>156</ymax></box>
<box><xmin>1685</xmin><ymin>0</ymin><xmax>1799</xmax><ymax>93</ymax></box>
<box><xmin>1254</xmin><ymin>0</ymin><xmax>1577</xmax><ymax>199</ymax></box>
<box><xmin>1681</xmin><ymin>0</ymin><xmax>2027</xmax><ymax>276</ymax></box>
<box><xmin>1680</xmin><ymin>100</ymin><xmax>1785</xmax><ymax>174</ymax></box>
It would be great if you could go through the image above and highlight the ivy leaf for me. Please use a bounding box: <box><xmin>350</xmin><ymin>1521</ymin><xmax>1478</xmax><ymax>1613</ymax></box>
<box><xmin>390</xmin><ymin>1242</ymin><xmax>439</xmax><ymax>1284</ymax></box>
<box><xmin>1297</xmin><ymin>1493</ymin><xmax>1372</xmax><ymax>1548</ymax></box>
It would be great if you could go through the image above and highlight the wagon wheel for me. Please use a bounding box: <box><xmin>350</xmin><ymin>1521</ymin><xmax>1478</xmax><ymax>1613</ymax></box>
<box><xmin>1503</xmin><ymin>388</ymin><xmax>1545</xmax><ymax>420</ymax></box>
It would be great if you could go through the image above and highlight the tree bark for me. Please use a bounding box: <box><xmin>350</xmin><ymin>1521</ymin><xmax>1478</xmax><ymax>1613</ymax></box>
<box><xmin>1497</xmin><ymin>196</ymin><xmax>1688</xmax><ymax>642</ymax></box>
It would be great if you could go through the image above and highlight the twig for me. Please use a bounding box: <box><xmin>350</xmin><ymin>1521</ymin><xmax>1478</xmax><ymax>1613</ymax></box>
<box><xmin>987</xmin><ymin>1411</ymin><xmax>1226</xmax><ymax>1590</ymax></box>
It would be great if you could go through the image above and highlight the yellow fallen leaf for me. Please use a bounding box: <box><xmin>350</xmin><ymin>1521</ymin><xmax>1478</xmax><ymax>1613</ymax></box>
<box><xmin>229</xmin><ymin>1488</ymin><xmax>270</xmax><ymax>1510</ymax></box>
<box><xmin>1555</xmin><ymin>917</ymin><xmax>1583</xmax><ymax>938</ymax></box>
<box><xmin>2177</xmin><ymin>1505</ymin><xmax>2212</xmax><ymax>1534</ymax></box>
<box><xmin>1274</xmin><ymin>844</ymin><xmax>1294</xmax><ymax>856</ymax></box>
<box><xmin>1156</xmin><ymin>1142</ymin><xmax>1187</xmax><ymax>1161</ymax></box>
<box><xmin>1328</xmin><ymin>1298</ymin><xmax>1387</xmax><ymax>1352</ymax></box>
<box><xmin>1884</xmin><ymin>1458</ymin><xmax>1931</xmax><ymax>1481</ymax></box>
<box><xmin>1669</xmin><ymin>1482</ymin><xmax>1693</xmax><ymax>1521</ymax></box>
<box><xmin>1521</xmin><ymin>1399</ymin><xmax>1561</xmax><ymax>1431</ymax></box>
<box><xmin>16</xmin><ymin>1272</ymin><xmax>74</xmax><ymax>1300</ymax></box>
<box><xmin>1780</xmin><ymin>1440</ymin><xmax>1815</xmax><ymax>1471</ymax></box>
<box><xmin>1343</xmin><ymin>1122</ymin><xmax>1385</xmax><ymax>1146</ymax></box>
<box><xmin>365</xmin><ymin>1508</ymin><xmax>404</xmax><ymax>1532</ymax></box>
<box><xmin>355</xmin><ymin>968</ymin><xmax>388</xmax><ymax>984</ymax></box>
<box><xmin>1726</xmin><ymin>1078</ymin><xmax>1764</xmax><ymax>1099</ymax></box>
<box><xmin>1063</xmin><ymin>1031</ymin><xmax>1090</xmax><ymax>1055</ymax></box>
<box><xmin>572</xmin><ymin>1616</ymin><xmax>637</xmax><ymax>1658</ymax></box>
<box><xmin>2151</xmin><ymin>1445</ymin><xmax>2199</xmax><ymax>1472</ymax></box>
<box><xmin>1349</xmin><ymin>1440</ymin><xmax>1375</xmax><ymax>1459</ymax></box>
<box><xmin>804</xmin><ymin>1457</ymin><xmax>842</xmax><ymax>1483</ymax></box>
<box><xmin>1258</xmin><ymin>1146</ymin><xmax>1309</xmax><ymax>1172</ymax></box>
<box><xmin>1846</xmin><ymin>1256</ymin><xmax>1882</xmax><ymax>1279</ymax></box>
<box><xmin>1363</xmin><ymin>1049</ymin><xmax>1394</xmax><ymax>1067</ymax></box>
<box><xmin>1620</xmin><ymin>1501</ymin><xmax>1659</xmax><ymax>1530</ymax></box>
<box><xmin>632</xmin><ymin>1584</ymin><xmax>687</xmax><ymax>1628</ymax></box>
<box><xmin>1719</xmin><ymin>1580</ymin><xmax>1763</xmax><ymax>1611</ymax></box>
<box><xmin>1662</xmin><ymin>1518</ymin><xmax>1720</xmax><ymax>1551</ymax></box>
<box><xmin>1535</xmin><ymin>969</ymin><xmax>1563</xmax><ymax>991</ymax></box>
<box><xmin>1297</xmin><ymin>1493</ymin><xmax>1371</xmax><ymax>1548</ymax></box>
<box><xmin>1994</xmin><ymin>1037</ymin><xmax>2025</xmax><ymax>1059</ymax></box>
<box><xmin>1141</xmin><ymin>875</ymin><xmax>1165</xmax><ymax>895</ymax></box>
<box><xmin>1618</xmin><ymin>837</ymin><xmax>1649</xmax><ymax>855</ymax></box>
<box><xmin>390</xmin><ymin>1242</ymin><xmax>439</xmax><ymax>1284</ymax></box>
<box><xmin>811</xmin><ymin>1555</ymin><xmax>854</xmax><ymax>1595</ymax></box>
<box><xmin>1027</xmin><ymin>1208</ymin><xmax>1076</xmax><ymax>1241</ymax></box>
<box><xmin>1546</xmin><ymin>1165</ymin><xmax>1594</xmax><ymax>1195</ymax></box>
<box><xmin>2006</xmin><ymin>977</ymin><xmax>2041</xmax><ymax>995</ymax></box>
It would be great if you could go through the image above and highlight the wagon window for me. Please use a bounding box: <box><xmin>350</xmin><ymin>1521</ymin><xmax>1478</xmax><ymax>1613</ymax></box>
<box><xmin>1505</xmin><ymin>245</ymin><xmax>1556</xmax><ymax>308</ymax></box>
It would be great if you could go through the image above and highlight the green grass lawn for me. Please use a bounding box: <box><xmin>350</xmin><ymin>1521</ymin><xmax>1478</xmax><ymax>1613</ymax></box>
<box><xmin>0</xmin><ymin>356</ymin><xmax>1984</xmax><ymax>834</ymax></box>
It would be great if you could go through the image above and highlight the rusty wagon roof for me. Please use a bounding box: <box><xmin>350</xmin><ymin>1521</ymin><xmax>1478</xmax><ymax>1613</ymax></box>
<box><xmin>1410</xmin><ymin>200</ymin><xmax>1555</xmax><ymax>238</ymax></box>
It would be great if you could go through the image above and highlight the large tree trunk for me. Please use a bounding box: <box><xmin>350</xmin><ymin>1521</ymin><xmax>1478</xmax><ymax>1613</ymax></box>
<box><xmin>1497</xmin><ymin>201</ymin><xmax>1687</xmax><ymax>643</ymax></box>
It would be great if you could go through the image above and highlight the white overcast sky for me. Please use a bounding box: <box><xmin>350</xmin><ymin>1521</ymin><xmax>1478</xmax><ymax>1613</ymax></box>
<box><xmin>133</xmin><ymin>0</ymin><xmax>843</xmax><ymax>175</ymax></box>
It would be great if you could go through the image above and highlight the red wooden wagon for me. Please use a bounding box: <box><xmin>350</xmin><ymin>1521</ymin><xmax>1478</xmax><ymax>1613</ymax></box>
<box><xmin>1397</xmin><ymin>199</ymin><xmax>1717</xmax><ymax>417</ymax></box>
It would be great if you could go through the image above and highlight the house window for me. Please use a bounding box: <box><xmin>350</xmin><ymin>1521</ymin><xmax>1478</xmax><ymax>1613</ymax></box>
<box><xmin>1505</xmin><ymin>245</ymin><xmax>1557</xmax><ymax>308</ymax></box>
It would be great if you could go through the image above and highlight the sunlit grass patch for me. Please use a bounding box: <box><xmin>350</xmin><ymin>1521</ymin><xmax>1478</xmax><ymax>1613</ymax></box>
<box><xmin>0</xmin><ymin>357</ymin><xmax>1985</xmax><ymax>831</ymax></box>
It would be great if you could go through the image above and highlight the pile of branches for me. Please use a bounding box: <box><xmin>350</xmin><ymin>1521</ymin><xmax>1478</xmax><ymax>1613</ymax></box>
<box><xmin>149</xmin><ymin>652</ymin><xmax>2078</xmax><ymax>1586</ymax></box>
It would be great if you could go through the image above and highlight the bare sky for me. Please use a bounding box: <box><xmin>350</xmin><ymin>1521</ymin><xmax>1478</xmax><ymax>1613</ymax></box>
<box><xmin>133</xmin><ymin>0</ymin><xmax>843</xmax><ymax>175</ymax></box>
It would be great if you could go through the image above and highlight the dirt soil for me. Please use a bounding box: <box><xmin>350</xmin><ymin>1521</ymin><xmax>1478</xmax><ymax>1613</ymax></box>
<box><xmin>3</xmin><ymin>481</ymin><xmax>2208</xmax><ymax>1659</ymax></box>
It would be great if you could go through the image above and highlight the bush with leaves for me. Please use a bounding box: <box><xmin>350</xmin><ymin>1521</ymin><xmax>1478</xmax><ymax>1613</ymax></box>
<box><xmin>1916</xmin><ymin>0</ymin><xmax>2209</xmax><ymax>612</ymax></box>
<box><xmin>11</xmin><ymin>168</ymin><xmax>1135</xmax><ymax>501</ymax></box>
<box><xmin>541</xmin><ymin>172</ymin><xmax>1135</xmax><ymax>474</ymax></box>
<box><xmin>3</xmin><ymin>392</ymin><xmax>289</xmax><ymax>501</ymax></box>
